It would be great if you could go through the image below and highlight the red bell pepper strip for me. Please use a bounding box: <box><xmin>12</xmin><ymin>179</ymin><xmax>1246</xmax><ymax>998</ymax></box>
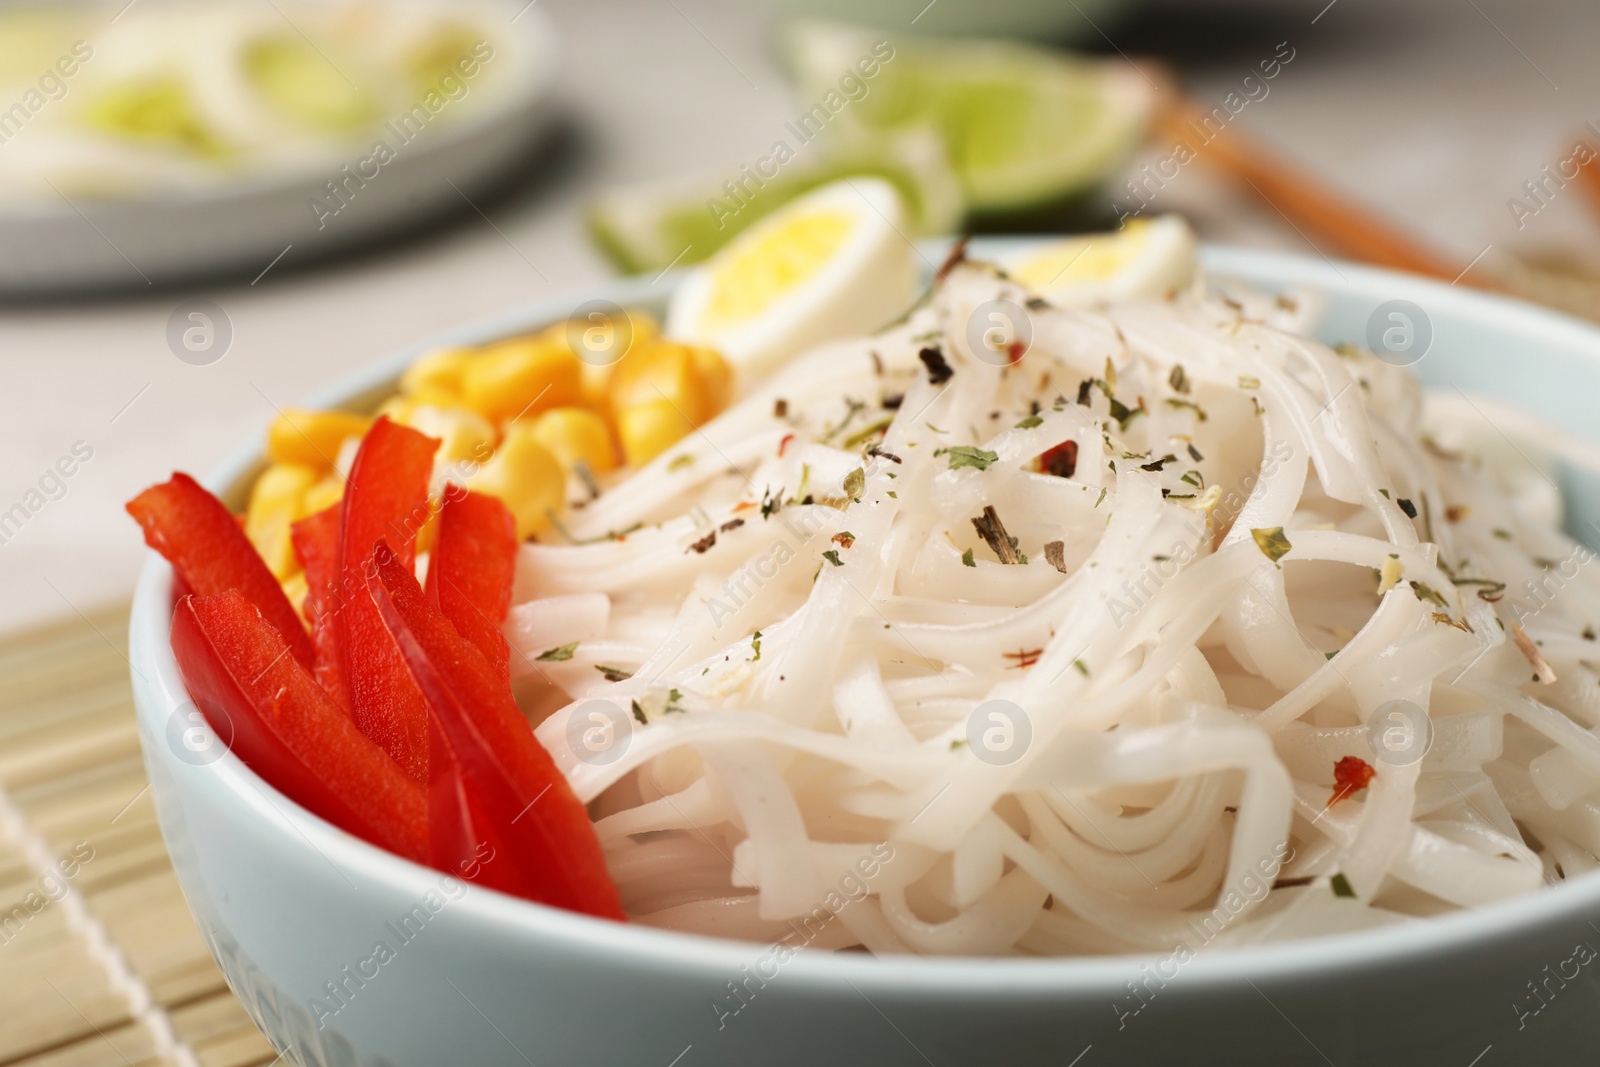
<box><xmin>428</xmin><ymin>721</ymin><xmax>527</xmax><ymax>900</ymax></box>
<box><xmin>171</xmin><ymin>591</ymin><xmax>426</xmax><ymax>863</ymax></box>
<box><xmin>128</xmin><ymin>473</ymin><xmax>314</xmax><ymax>671</ymax></box>
<box><xmin>366</xmin><ymin>540</ymin><xmax>624</xmax><ymax>920</ymax></box>
<box><xmin>336</xmin><ymin>417</ymin><xmax>439</xmax><ymax>781</ymax></box>
<box><xmin>290</xmin><ymin>504</ymin><xmax>348</xmax><ymax>710</ymax></box>
<box><xmin>425</xmin><ymin>487</ymin><xmax>516</xmax><ymax>681</ymax></box>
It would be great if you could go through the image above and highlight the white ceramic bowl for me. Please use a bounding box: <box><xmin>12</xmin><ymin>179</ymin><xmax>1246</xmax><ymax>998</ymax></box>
<box><xmin>129</xmin><ymin>243</ymin><xmax>1600</xmax><ymax>1067</ymax></box>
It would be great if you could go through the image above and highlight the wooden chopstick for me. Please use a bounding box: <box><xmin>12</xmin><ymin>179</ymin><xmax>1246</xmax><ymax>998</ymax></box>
<box><xmin>1571</xmin><ymin>136</ymin><xmax>1600</xmax><ymax>227</ymax></box>
<box><xmin>1154</xmin><ymin>97</ymin><xmax>1502</xmax><ymax>290</ymax></box>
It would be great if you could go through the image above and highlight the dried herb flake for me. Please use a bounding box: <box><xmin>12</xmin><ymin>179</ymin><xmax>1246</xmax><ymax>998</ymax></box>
<box><xmin>971</xmin><ymin>505</ymin><xmax>1023</xmax><ymax>564</ymax></box>
<box><xmin>843</xmin><ymin>467</ymin><xmax>866</xmax><ymax>500</ymax></box>
<box><xmin>918</xmin><ymin>347</ymin><xmax>953</xmax><ymax>384</ymax></box>
<box><xmin>936</xmin><ymin>446</ymin><xmax>999</xmax><ymax>472</ymax></box>
<box><xmin>1164</xmin><ymin>397</ymin><xmax>1208</xmax><ymax>421</ymax></box>
<box><xmin>1410</xmin><ymin>580</ymin><xmax>1448</xmax><ymax>609</ymax></box>
<box><xmin>1251</xmin><ymin>526</ymin><xmax>1293</xmax><ymax>564</ymax></box>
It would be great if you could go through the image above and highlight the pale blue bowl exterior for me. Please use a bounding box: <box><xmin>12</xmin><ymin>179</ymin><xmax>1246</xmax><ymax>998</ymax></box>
<box><xmin>129</xmin><ymin>243</ymin><xmax>1600</xmax><ymax>1066</ymax></box>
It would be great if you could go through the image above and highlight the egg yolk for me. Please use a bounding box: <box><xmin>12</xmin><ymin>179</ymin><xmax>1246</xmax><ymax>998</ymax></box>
<box><xmin>701</xmin><ymin>209</ymin><xmax>854</xmax><ymax>330</ymax></box>
<box><xmin>1012</xmin><ymin>218</ymin><xmax>1152</xmax><ymax>290</ymax></box>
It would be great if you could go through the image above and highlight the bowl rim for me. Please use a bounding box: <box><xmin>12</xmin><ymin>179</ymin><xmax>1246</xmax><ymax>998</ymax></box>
<box><xmin>129</xmin><ymin>238</ymin><xmax>1600</xmax><ymax>994</ymax></box>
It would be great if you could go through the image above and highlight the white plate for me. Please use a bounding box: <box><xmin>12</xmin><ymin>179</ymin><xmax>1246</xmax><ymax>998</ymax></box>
<box><xmin>0</xmin><ymin>2</ymin><xmax>560</xmax><ymax>295</ymax></box>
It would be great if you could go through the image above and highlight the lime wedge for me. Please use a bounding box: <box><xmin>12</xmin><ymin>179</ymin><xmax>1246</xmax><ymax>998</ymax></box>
<box><xmin>405</xmin><ymin>26</ymin><xmax>485</xmax><ymax>92</ymax></box>
<box><xmin>82</xmin><ymin>77</ymin><xmax>229</xmax><ymax>157</ymax></box>
<box><xmin>244</xmin><ymin>36</ymin><xmax>378</xmax><ymax>133</ymax></box>
<box><xmin>780</xmin><ymin>20</ymin><xmax>1153</xmax><ymax>216</ymax></box>
<box><xmin>588</xmin><ymin>130</ymin><xmax>961</xmax><ymax>274</ymax></box>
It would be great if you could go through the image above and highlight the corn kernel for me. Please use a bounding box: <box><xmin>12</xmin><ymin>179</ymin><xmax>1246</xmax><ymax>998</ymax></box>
<box><xmin>303</xmin><ymin>474</ymin><xmax>344</xmax><ymax>515</ymax></box>
<box><xmin>246</xmin><ymin>462</ymin><xmax>318</xmax><ymax>578</ymax></box>
<box><xmin>609</xmin><ymin>340</ymin><xmax>694</xmax><ymax>419</ymax></box>
<box><xmin>461</xmin><ymin>335</ymin><xmax>582</xmax><ymax>425</ymax></box>
<box><xmin>416</xmin><ymin>509</ymin><xmax>440</xmax><ymax>558</ymax></box>
<box><xmin>401</xmin><ymin>346</ymin><xmax>475</xmax><ymax>403</ymax></box>
<box><xmin>267</xmin><ymin>408</ymin><xmax>372</xmax><ymax>470</ymax></box>
<box><xmin>608</xmin><ymin>339</ymin><xmax>731</xmax><ymax>426</ymax></box>
<box><xmin>281</xmin><ymin>570</ymin><xmax>310</xmax><ymax>623</ymax></box>
<box><xmin>689</xmin><ymin>345</ymin><xmax>733</xmax><ymax>418</ymax></box>
<box><xmin>466</xmin><ymin>423</ymin><xmax>565</xmax><ymax>539</ymax></box>
<box><xmin>624</xmin><ymin>309</ymin><xmax>661</xmax><ymax>346</ymax></box>
<box><xmin>557</xmin><ymin>304</ymin><xmax>659</xmax><ymax>360</ymax></box>
<box><xmin>375</xmin><ymin>396</ymin><xmax>415</xmax><ymax>422</ymax></box>
<box><xmin>530</xmin><ymin>407</ymin><xmax>619</xmax><ymax>474</ymax></box>
<box><xmin>381</xmin><ymin>402</ymin><xmax>495</xmax><ymax>492</ymax></box>
<box><xmin>579</xmin><ymin>360</ymin><xmax>613</xmax><ymax>412</ymax></box>
<box><xmin>411</xmin><ymin>383</ymin><xmax>462</xmax><ymax>408</ymax></box>
<box><xmin>616</xmin><ymin>399</ymin><xmax>693</xmax><ymax>467</ymax></box>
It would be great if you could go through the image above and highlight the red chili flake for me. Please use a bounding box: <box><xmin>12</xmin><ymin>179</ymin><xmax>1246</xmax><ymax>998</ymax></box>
<box><xmin>1008</xmin><ymin>340</ymin><xmax>1027</xmax><ymax>365</ymax></box>
<box><xmin>1040</xmin><ymin>440</ymin><xmax>1079</xmax><ymax>479</ymax></box>
<box><xmin>1003</xmin><ymin>648</ymin><xmax>1043</xmax><ymax>669</ymax></box>
<box><xmin>1327</xmin><ymin>755</ymin><xmax>1376</xmax><ymax>807</ymax></box>
<box><xmin>778</xmin><ymin>433</ymin><xmax>795</xmax><ymax>457</ymax></box>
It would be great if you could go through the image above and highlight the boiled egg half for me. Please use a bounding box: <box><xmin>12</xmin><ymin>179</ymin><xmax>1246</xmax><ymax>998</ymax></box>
<box><xmin>1006</xmin><ymin>214</ymin><xmax>1198</xmax><ymax>305</ymax></box>
<box><xmin>665</xmin><ymin>177</ymin><xmax>916</xmax><ymax>378</ymax></box>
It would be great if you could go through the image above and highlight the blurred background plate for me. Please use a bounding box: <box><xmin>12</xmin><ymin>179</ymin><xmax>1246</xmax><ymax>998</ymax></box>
<box><xmin>0</xmin><ymin>0</ymin><xmax>561</xmax><ymax>296</ymax></box>
<box><xmin>750</xmin><ymin>0</ymin><xmax>1138</xmax><ymax>41</ymax></box>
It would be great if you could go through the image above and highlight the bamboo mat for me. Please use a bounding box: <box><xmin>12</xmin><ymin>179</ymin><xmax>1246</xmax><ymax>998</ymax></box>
<box><xmin>0</xmin><ymin>606</ymin><xmax>278</xmax><ymax>1067</ymax></box>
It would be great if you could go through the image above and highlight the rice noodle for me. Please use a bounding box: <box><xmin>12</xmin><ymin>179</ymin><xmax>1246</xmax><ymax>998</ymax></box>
<box><xmin>510</xmin><ymin>257</ymin><xmax>1600</xmax><ymax>956</ymax></box>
